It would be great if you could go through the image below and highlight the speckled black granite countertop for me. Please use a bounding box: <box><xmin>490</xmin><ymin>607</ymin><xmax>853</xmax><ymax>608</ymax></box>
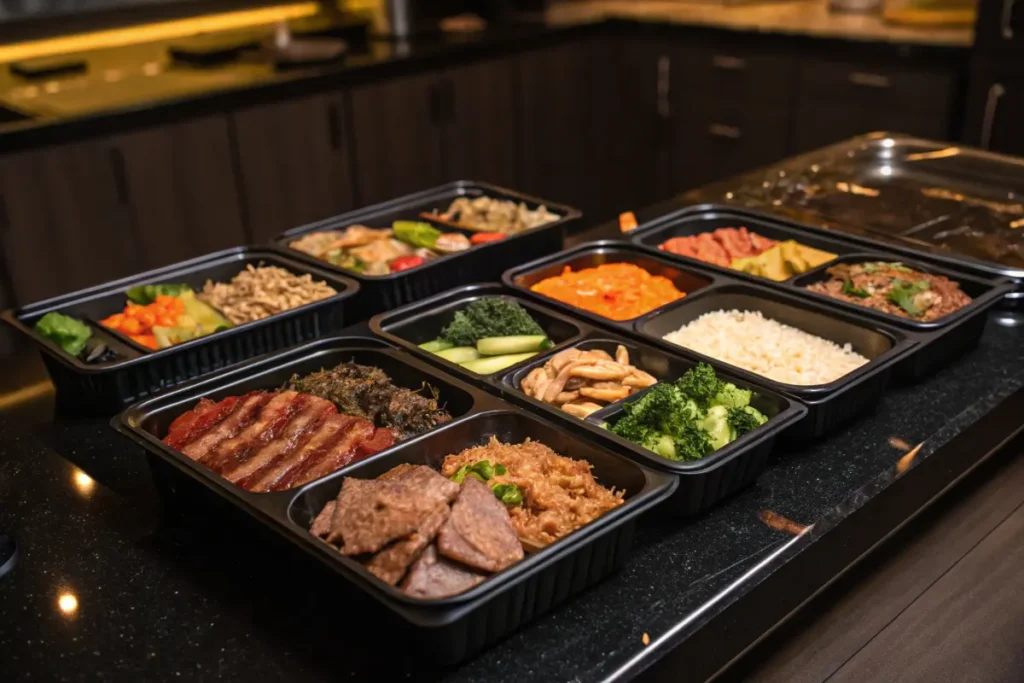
<box><xmin>2</xmin><ymin>307</ymin><xmax>1023</xmax><ymax>682</ymax></box>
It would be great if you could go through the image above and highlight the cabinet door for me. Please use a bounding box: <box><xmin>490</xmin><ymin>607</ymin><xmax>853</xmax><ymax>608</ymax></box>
<box><xmin>963</xmin><ymin>67</ymin><xmax>1024</xmax><ymax>156</ymax></box>
<box><xmin>590</xmin><ymin>37</ymin><xmax>667</xmax><ymax>218</ymax></box>
<box><xmin>442</xmin><ymin>57</ymin><xmax>519</xmax><ymax>189</ymax></box>
<box><xmin>117</xmin><ymin>114</ymin><xmax>247</xmax><ymax>267</ymax></box>
<box><xmin>673</xmin><ymin>98</ymin><xmax>790</xmax><ymax>191</ymax></box>
<box><xmin>350</xmin><ymin>71</ymin><xmax>447</xmax><ymax>206</ymax></box>
<box><xmin>0</xmin><ymin>140</ymin><xmax>139</xmax><ymax>305</ymax></box>
<box><xmin>233</xmin><ymin>93</ymin><xmax>356</xmax><ymax>243</ymax></box>
<box><xmin>517</xmin><ymin>40</ymin><xmax>596</xmax><ymax>212</ymax></box>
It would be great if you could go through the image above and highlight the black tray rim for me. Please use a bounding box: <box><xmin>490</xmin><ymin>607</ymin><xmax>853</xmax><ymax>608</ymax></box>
<box><xmin>631</xmin><ymin>280</ymin><xmax>920</xmax><ymax>399</ymax></box>
<box><xmin>273</xmin><ymin>180</ymin><xmax>582</xmax><ymax>283</ymax></box>
<box><xmin>369</xmin><ymin>282</ymin><xmax>595</xmax><ymax>381</ymax></box>
<box><xmin>502</xmin><ymin>240</ymin><xmax>724</xmax><ymax>328</ymax></box>
<box><xmin>1</xmin><ymin>247</ymin><xmax>360</xmax><ymax>373</ymax></box>
<box><xmin>785</xmin><ymin>251</ymin><xmax>1016</xmax><ymax>332</ymax></box>
<box><xmin>496</xmin><ymin>334</ymin><xmax>810</xmax><ymax>475</ymax></box>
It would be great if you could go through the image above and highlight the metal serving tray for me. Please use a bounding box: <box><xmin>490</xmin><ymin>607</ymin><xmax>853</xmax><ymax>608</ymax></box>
<box><xmin>1</xmin><ymin>247</ymin><xmax>358</xmax><ymax>413</ymax></box>
<box><xmin>112</xmin><ymin>336</ymin><xmax>675</xmax><ymax>664</ymax></box>
<box><xmin>275</xmin><ymin>181</ymin><xmax>581</xmax><ymax>320</ymax></box>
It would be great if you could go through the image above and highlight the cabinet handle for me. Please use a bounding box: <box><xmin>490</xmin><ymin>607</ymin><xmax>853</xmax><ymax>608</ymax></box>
<box><xmin>326</xmin><ymin>101</ymin><xmax>343</xmax><ymax>151</ymax></box>
<box><xmin>712</xmin><ymin>55</ymin><xmax>746</xmax><ymax>70</ymax></box>
<box><xmin>709</xmin><ymin>123</ymin><xmax>742</xmax><ymax>140</ymax></box>
<box><xmin>428</xmin><ymin>83</ymin><xmax>442</xmax><ymax>126</ymax></box>
<box><xmin>0</xmin><ymin>193</ymin><xmax>10</xmax><ymax>237</ymax></box>
<box><xmin>656</xmin><ymin>55</ymin><xmax>671</xmax><ymax>119</ymax></box>
<box><xmin>443</xmin><ymin>80</ymin><xmax>456</xmax><ymax>125</ymax></box>
<box><xmin>848</xmin><ymin>72</ymin><xmax>891</xmax><ymax>88</ymax></box>
<box><xmin>109</xmin><ymin>147</ymin><xmax>130</xmax><ymax>204</ymax></box>
<box><xmin>980</xmin><ymin>83</ymin><xmax>1006</xmax><ymax>150</ymax></box>
<box><xmin>1002</xmin><ymin>0</ymin><xmax>1016</xmax><ymax>39</ymax></box>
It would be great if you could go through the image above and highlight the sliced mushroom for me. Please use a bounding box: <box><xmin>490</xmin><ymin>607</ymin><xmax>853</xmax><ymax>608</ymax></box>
<box><xmin>615</xmin><ymin>345</ymin><xmax>630</xmax><ymax>365</ymax></box>
<box><xmin>532</xmin><ymin>374</ymin><xmax>552</xmax><ymax>400</ymax></box>
<box><xmin>564</xmin><ymin>377</ymin><xmax>586</xmax><ymax>391</ymax></box>
<box><xmin>622</xmin><ymin>369</ymin><xmax>658</xmax><ymax>388</ymax></box>
<box><xmin>553</xmin><ymin>391</ymin><xmax>580</xmax><ymax>405</ymax></box>
<box><xmin>521</xmin><ymin>367</ymin><xmax>547</xmax><ymax>397</ymax></box>
<box><xmin>542</xmin><ymin>361</ymin><xmax>585</xmax><ymax>404</ymax></box>
<box><xmin>561</xmin><ymin>401</ymin><xmax>604</xmax><ymax>418</ymax></box>
<box><xmin>579</xmin><ymin>385</ymin><xmax>632</xmax><ymax>402</ymax></box>
<box><xmin>581</xmin><ymin>349</ymin><xmax>613</xmax><ymax>362</ymax></box>
<box><xmin>570</xmin><ymin>361</ymin><xmax>629</xmax><ymax>382</ymax></box>
<box><xmin>548</xmin><ymin>348</ymin><xmax>582</xmax><ymax>375</ymax></box>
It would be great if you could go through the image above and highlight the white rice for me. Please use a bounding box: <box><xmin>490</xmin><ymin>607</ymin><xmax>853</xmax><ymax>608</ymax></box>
<box><xmin>662</xmin><ymin>309</ymin><xmax>869</xmax><ymax>385</ymax></box>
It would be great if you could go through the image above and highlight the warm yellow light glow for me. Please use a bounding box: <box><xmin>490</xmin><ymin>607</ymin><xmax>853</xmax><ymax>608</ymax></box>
<box><xmin>0</xmin><ymin>3</ymin><xmax>320</xmax><ymax>64</ymax></box>
<box><xmin>73</xmin><ymin>470</ymin><xmax>95</xmax><ymax>494</ymax></box>
<box><xmin>58</xmin><ymin>593</ymin><xmax>78</xmax><ymax>614</ymax></box>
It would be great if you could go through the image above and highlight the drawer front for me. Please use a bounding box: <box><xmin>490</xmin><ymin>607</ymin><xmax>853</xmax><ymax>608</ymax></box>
<box><xmin>672</xmin><ymin>44</ymin><xmax>797</xmax><ymax>104</ymax></box>
<box><xmin>673</xmin><ymin>98</ymin><xmax>791</xmax><ymax>191</ymax></box>
<box><xmin>798</xmin><ymin>60</ymin><xmax>956</xmax><ymax>114</ymax></box>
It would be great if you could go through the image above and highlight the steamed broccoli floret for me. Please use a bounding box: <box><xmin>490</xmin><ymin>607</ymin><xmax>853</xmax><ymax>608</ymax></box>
<box><xmin>701</xmin><ymin>405</ymin><xmax>732</xmax><ymax>450</ymax></box>
<box><xmin>727</xmin><ymin>405</ymin><xmax>768</xmax><ymax>438</ymax></box>
<box><xmin>624</xmin><ymin>384</ymin><xmax>682</xmax><ymax>427</ymax></box>
<box><xmin>440</xmin><ymin>298</ymin><xmax>544</xmax><ymax>346</ymax></box>
<box><xmin>673</xmin><ymin>425</ymin><xmax>714</xmax><ymax>461</ymax></box>
<box><xmin>712</xmin><ymin>382</ymin><xmax>752</xmax><ymax>409</ymax></box>
<box><xmin>675</xmin><ymin>363</ymin><xmax>724</xmax><ymax>408</ymax></box>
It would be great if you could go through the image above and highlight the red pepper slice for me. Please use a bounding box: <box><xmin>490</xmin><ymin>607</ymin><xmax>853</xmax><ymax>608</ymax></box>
<box><xmin>389</xmin><ymin>255</ymin><xmax>425</xmax><ymax>272</ymax></box>
<box><xmin>470</xmin><ymin>232</ymin><xmax>507</xmax><ymax>245</ymax></box>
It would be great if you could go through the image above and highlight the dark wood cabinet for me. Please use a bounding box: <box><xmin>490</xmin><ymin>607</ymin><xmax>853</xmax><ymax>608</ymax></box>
<box><xmin>350</xmin><ymin>71</ymin><xmax>447</xmax><ymax>206</ymax></box>
<box><xmin>117</xmin><ymin>114</ymin><xmax>247</xmax><ymax>267</ymax></box>
<box><xmin>444</xmin><ymin>57</ymin><xmax>520</xmax><ymax>190</ymax></box>
<box><xmin>0</xmin><ymin>140</ymin><xmax>139</xmax><ymax>305</ymax></box>
<box><xmin>590</xmin><ymin>37</ymin><xmax>667</xmax><ymax>218</ymax></box>
<box><xmin>792</xmin><ymin>60</ymin><xmax>957</xmax><ymax>152</ymax></box>
<box><xmin>517</xmin><ymin>40</ymin><xmax>596</xmax><ymax>214</ymax></box>
<box><xmin>963</xmin><ymin>70</ymin><xmax>1024</xmax><ymax>156</ymax></box>
<box><xmin>233</xmin><ymin>93</ymin><xmax>356</xmax><ymax>243</ymax></box>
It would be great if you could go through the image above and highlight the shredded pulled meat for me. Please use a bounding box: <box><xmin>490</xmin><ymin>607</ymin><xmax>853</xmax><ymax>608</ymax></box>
<box><xmin>199</xmin><ymin>264</ymin><xmax>337</xmax><ymax>325</ymax></box>
<box><xmin>805</xmin><ymin>261</ymin><xmax>972</xmax><ymax>322</ymax></box>
<box><xmin>440</xmin><ymin>437</ymin><xmax>624</xmax><ymax>547</ymax></box>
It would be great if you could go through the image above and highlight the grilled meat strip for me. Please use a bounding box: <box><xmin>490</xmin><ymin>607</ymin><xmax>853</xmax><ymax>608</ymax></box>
<box><xmin>163</xmin><ymin>391</ymin><xmax>393</xmax><ymax>492</ymax></box>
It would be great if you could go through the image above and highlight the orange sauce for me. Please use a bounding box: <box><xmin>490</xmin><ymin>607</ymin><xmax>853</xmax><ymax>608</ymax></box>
<box><xmin>530</xmin><ymin>263</ymin><xmax>684</xmax><ymax>321</ymax></box>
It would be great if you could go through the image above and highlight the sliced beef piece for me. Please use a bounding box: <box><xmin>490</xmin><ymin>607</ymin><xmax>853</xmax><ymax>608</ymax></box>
<box><xmin>401</xmin><ymin>545</ymin><xmax>486</xmax><ymax>599</ymax></box>
<box><xmin>180</xmin><ymin>392</ymin><xmax>272</xmax><ymax>462</ymax></box>
<box><xmin>365</xmin><ymin>504</ymin><xmax>449</xmax><ymax>585</ymax></box>
<box><xmin>328</xmin><ymin>466</ymin><xmax>457</xmax><ymax>555</ymax></box>
<box><xmin>659</xmin><ymin>236</ymin><xmax>699</xmax><ymax>259</ymax></box>
<box><xmin>436</xmin><ymin>477</ymin><xmax>523</xmax><ymax>573</ymax></box>
<box><xmin>694</xmin><ymin>233</ymin><xmax>731</xmax><ymax>267</ymax></box>
<box><xmin>164</xmin><ymin>397</ymin><xmax>227</xmax><ymax>450</ymax></box>
<box><xmin>310</xmin><ymin>500</ymin><xmax>337</xmax><ymax>539</ymax></box>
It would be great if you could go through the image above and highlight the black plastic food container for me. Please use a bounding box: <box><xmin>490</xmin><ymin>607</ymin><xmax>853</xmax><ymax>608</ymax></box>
<box><xmin>276</xmin><ymin>181</ymin><xmax>581</xmax><ymax>320</ymax></box>
<box><xmin>629</xmin><ymin>206</ymin><xmax>861</xmax><ymax>284</ymax></box>
<box><xmin>112</xmin><ymin>338</ymin><xmax>676</xmax><ymax>664</ymax></box>
<box><xmin>370</xmin><ymin>283</ymin><xmax>589</xmax><ymax>386</ymax></box>
<box><xmin>789</xmin><ymin>253</ymin><xmax>1014</xmax><ymax>380</ymax></box>
<box><xmin>634</xmin><ymin>284</ymin><xmax>917</xmax><ymax>440</ymax></box>
<box><xmin>1</xmin><ymin>248</ymin><xmax>358</xmax><ymax>413</ymax></box>
<box><xmin>500</xmin><ymin>337</ymin><xmax>808</xmax><ymax>515</ymax></box>
<box><xmin>503</xmin><ymin>241</ymin><xmax>716</xmax><ymax>331</ymax></box>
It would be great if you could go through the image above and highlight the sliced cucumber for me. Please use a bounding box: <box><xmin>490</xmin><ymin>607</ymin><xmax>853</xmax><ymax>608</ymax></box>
<box><xmin>460</xmin><ymin>351</ymin><xmax>538</xmax><ymax>375</ymax></box>
<box><xmin>435</xmin><ymin>346</ymin><xmax>481</xmax><ymax>364</ymax></box>
<box><xmin>476</xmin><ymin>335</ymin><xmax>550</xmax><ymax>356</ymax></box>
<box><xmin>419</xmin><ymin>339</ymin><xmax>454</xmax><ymax>353</ymax></box>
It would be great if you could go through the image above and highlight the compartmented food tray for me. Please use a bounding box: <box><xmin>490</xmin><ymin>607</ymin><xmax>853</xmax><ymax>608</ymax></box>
<box><xmin>1</xmin><ymin>248</ymin><xmax>358</xmax><ymax>413</ymax></box>
<box><xmin>630</xmin><ymin>206</ymin><xmax>865</xmax><ymax>285</ymax></box>
<box><xmin>789</xmin><ymin>252</ymin><xmax>1014</xmax><ymax>379</ymax></box>
<box><xmin>633</xmin><ymin>283</ymin><xmax>918</xmax><ymax>440</ymax></box>
<box><xmin>369</xmin><ymin>283</ymin><xmax>590</xmax><ymax>386</ymax></box>
<box><xmin>276</xmin><ymin>181</ymin><xmax>581</xmax><ymax>320</ymax></box>
<box><xmin>503</xmin><ymin>241</ymin><xmax>717</xmax><ymax>331</ymax></box>
<box><xmin>498</xmin><ymin>336</ymin><xmax>808</xmax><ymax>515</ymax></box>
<box><xmin>112</xmin><ymin>337</ymin><xmax>675</xmax><ymax>664</ymax></box>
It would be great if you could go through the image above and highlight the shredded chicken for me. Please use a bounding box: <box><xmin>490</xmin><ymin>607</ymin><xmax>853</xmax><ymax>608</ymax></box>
<box><xmin>440</xmin><ymin>437</ymin><xmax>624</xmax><ymax>547</ymax></box>
<box><xmin>199</xmin><ymin>264</ymin><xmax>337</xmax><ymax>325</ymax></box>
